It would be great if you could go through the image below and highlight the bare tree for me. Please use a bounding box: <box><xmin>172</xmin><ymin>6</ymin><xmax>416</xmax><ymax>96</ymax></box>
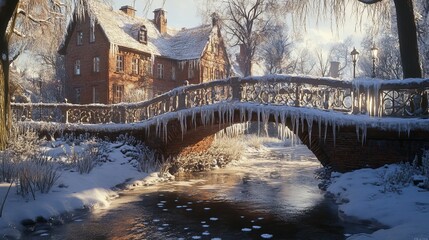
<box><xmin>315</xmin><ymin>49</ymin><xmax>332</xmax><ymax>77</ymax></box>
<box><xmin>289</xmin><ymin>0</ymin><xmax>422</xmax><ymax>78</ymax></box>
<box><xmin>359</xmin><ymin>29</ymin><xmax>402</xmax><ymax>79</ymax></box>
<box><xmin>222</xmin><ymin>0</ymin><xmax>278</xmax><ymax>77</ymax></box>
<box><xmin>259</xmin><ymin>24</ymin><xmax>292</xmax><ymax>74</ymax></box>
<box><xmin>416</xmin><ymin>0</ymin><xmax>429</xmax><ymax>77</ymax></box>
<box><xmin>0</xmin><ymin>0</ymin><xmax>88</xmax><ymax>149</ymax></box>
<box><xmin>288</xmin><ymin>48</ymin><xmax>316</xmax><ymax>76</ymax></box>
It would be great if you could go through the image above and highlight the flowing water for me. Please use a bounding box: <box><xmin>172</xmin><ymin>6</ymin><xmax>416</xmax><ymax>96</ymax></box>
<box><xmin>22</xmin><ymin>139</ymin><xmax>376</xmax><ymax>240</ymax></box>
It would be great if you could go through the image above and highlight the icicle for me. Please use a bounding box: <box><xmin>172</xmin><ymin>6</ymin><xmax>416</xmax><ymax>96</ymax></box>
<box><xmin>361</xmin><ymin>124</ymin><xmax>367</xmax><ymax>145</ymax></box>
<box><xmin>318</xmin><ymin>115</ymin><xmax>322</xmax><ymax>139</ymax></box>
<box><xmin>109</xmin><ymin>43</ymin><xmax>119</xmax><ymax>56</ymax></box>
<box><xmin>300</xmin><ymin>114</ymin><xmax>305</xmax><ymax>133</ymax></box>
<box><xmin>163</xmin><ymin>119</ymin><xmax>168</xmax><ymax>143</ymax></box>
<box><xmin>356</xmin><ymin>124</ymin><xmax>360</xmax><ymax>142</ymax></box>
<box><xmin>306</xmin><ymin>114</ymin><xmax>313</xmax><ymax>147</ymax></box>
<box><xmin>178</xmin><ymin>111</ymin><xmax>187</xmax><ymax>140</ymax></box>
<box><xmin>332</xmin><ymin>120</ymin><xmax>336</xmax><ymax>146</ymax></box>
<box><xmin>407</xmin><ymin>123</ymin><xmax>411</xmax><ymax>137</ymax></box>
<box><xmin>240</xmin><ymin>106</ymin><xmax>246</xmax><ymax>122</ymax></box>
<box><xmin>324</xmin><ymin>119</ymin><xmax>328</xmax><ymax>142</ymax></box>
<box><xmin>247</xmin><ymin>108</ymin><xmax>253</xmax><ymax>125</ymax></box>
<box><xmin>192</xmin><ymin>109</ymin><xmax>197</xmax><ymax>129</ymax></box>
<box><xmin>398</xmin><ymin>123</ymin><xmax>401</xmax><ymax>137</ymax></box>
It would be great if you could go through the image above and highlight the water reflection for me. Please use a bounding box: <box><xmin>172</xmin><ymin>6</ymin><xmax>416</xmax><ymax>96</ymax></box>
<box><xmin>23</xmin><ymin>141</ymin><xmax>374</xmax><ymax>240</ymax></box>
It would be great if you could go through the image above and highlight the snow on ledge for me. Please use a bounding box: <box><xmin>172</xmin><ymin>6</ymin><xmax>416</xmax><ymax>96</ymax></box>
<box><xmin>18</xmin><ymin>102</ymin><xmax>429</xmax><ymax>143</ymax></box>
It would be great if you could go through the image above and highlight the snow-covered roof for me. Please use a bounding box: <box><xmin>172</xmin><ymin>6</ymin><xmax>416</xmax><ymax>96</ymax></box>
<box><xmin>89</xmin><ymin>0</ymin><xmax>214</xmax><ymax>60</ymax></box>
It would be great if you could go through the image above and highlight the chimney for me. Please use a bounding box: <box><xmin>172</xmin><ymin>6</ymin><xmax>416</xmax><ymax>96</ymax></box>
<box><xmin>329</xmin><ymin>61</ymin><xmax>340</xmax><ymax>78</ymax></box>
<box><xmin>120</xmin><ymin>5</ymin><xmax>136</xmax><ymax>17</ymax></box>
<box><xmin>211</xmin><ymin>12</ymin><xmax>220</xmax><ymax>27</ymax></box>
<box><xmin>153</xmin><ymin>8</ymin><xmax>167</xmax><ymax>34</ymax></box>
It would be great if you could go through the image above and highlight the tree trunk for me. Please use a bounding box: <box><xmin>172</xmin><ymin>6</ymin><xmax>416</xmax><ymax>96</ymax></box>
<box><xmin>0</xmin><ymin>0</ymin><xmax>19</xmax><ymax>150</ymax></box>
<box><xmin>393</xmin><ymin>0</ymin><xmax>422</xmax><ymax>78</ymax></box>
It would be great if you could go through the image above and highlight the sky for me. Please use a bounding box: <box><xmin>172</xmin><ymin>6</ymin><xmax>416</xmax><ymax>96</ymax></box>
<box><xmin>111</xmin><ymin>0</ymin><xmax>367</xmax><ymax>47</ymax></box>
<box><xmin>112</xmin><ymin>0</ymin><xmax>203</xmax><ymax>28</ymax></box>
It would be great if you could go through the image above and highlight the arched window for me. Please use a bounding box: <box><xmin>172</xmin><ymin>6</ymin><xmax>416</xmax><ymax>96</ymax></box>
<box><xmin>139</xmin><ymin>25</ymin><xmax>147</xmax><ymax>44</ymax></box>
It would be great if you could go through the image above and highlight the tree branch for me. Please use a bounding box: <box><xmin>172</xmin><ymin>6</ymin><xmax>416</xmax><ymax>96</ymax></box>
<box><xmin>17</xmin><ymin>8</ymin><xmax>52</xmax><ymax>24</ymax></box>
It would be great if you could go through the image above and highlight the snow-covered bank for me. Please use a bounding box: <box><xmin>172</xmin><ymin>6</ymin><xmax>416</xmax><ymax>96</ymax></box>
<box><xmin>0</xmin><ymin>138</ymin><xmax>172</xmax><ymax>239</ymax></box>
<box><xmin>327</xmin><ymin>165</ymin><xmax>429</xmax><ymax>240</ymax></box>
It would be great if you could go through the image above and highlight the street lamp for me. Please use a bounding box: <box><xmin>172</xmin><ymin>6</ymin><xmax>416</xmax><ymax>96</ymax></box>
<box><xmin>350</xmin><ymin>47</ymin><xmax>359</xmax><ymax>79</ymax></box>
<box><xmin>371</xmin><ymin>44</ymin><xmax>378</xmax><ymax>78</ymax></box>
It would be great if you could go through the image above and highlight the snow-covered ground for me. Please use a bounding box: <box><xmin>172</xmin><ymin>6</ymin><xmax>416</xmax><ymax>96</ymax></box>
<box><xmin>328</xmin><ymin>165</ymin><xmax>429</xmax><ymax>240</ymax></box>
<box><xmin>0</xmin><ymin>138</ymin><xmax>172</xmax><ymax>239</ymax></box>
<box><xmin>0</xmin><ymin>135</ymin><xmax>428</xmax><ymax>239</ymax></box>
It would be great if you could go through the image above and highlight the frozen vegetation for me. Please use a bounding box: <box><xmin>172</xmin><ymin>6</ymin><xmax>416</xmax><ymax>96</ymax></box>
<box><xmin>0</xmin><ymin>123</ymin><xmax>428</xmax><ymax>239</ymax></box>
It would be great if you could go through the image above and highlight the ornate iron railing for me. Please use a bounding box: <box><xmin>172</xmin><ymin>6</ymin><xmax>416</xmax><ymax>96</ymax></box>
<box><xmin>11</xmin><ymin>75</ymin><xmax>429</xmax><ymax>124</ymax></box>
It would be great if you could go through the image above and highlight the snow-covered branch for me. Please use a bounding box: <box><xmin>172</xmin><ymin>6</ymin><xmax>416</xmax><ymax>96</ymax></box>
<box><xmin>17</xmin><ymin>7</ymin><xmax>52</xmax><ymax>24</ymax></box>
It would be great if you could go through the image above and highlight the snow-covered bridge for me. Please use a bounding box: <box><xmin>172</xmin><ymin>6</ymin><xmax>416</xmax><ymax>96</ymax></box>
<box><xmin>11</xmin><ymin>75</ymin><xmax>429</xmax><ymax>172</ymax></box>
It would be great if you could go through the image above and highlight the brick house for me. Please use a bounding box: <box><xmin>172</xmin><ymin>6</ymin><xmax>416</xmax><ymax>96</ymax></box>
<box><xmin>59</xmin><ymin>2</ymin><xmax>231</xmax><ymax>104</ymax></box>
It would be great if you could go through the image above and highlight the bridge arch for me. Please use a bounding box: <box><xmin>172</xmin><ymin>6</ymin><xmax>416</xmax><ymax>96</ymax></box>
<box><xmin>12</xmin><ymin>75</ymin><xmax>429</xmax><ymax>172</ymax></box>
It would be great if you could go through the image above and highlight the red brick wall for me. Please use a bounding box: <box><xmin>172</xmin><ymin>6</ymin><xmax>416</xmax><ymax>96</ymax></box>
<box><xmin>64</xmin><ymin>16</ymin><xmax>110</xmax><ymax>104</ymax></box>
<box><xmin>64</xmin><ymin>16</ymin><xmax>230</xmax><ymax>104</ymax></box>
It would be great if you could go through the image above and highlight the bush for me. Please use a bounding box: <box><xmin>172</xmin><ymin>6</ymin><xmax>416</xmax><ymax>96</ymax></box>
<box><xmin>117</xmin><ymin>134</ymin><xmax>161</xmax><ymax>173</ymax></box>
<box><xmin>15</xmin><ymin>153</ymin><xmax>61</xmax><ymax>199</ymax></box>
<box><xmin>0</xmin><ymin>151</ymin><xmax>15</xmax><ymax>183</ymax></box>
<box><xmin>68</xmin><ymin>143</ymin><xmax>100</xmax><ymax>174</ymax></box>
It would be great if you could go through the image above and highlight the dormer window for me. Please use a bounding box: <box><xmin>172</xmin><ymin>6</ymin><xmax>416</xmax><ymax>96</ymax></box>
<box><xmin>138</xmin><ymin>25</ymin><xmax>147</xmax><ymax>44</ymax></box>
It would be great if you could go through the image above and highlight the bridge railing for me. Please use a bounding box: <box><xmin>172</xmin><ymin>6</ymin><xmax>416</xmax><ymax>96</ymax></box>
<box><xmin>11</xmin><ymin>76</ymin><xmax>429</xmax><ymax>124</ymax></box>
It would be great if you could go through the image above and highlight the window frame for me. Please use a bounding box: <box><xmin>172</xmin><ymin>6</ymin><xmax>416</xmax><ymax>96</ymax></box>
<box><xmin>138</xmin><ymin>25</ymin><xmax>148</xmax><ymax>44</ymax></box>
<box><xmin>171</xmin><ymin>66</ymin><xmax>176</xmax><ymax>81</ymax></box>
<box><xmin>113</xmin><ymin>84</ymin><xmax>124</xmax><ymax>103</ymax></box>
<box><xmin>157</xmin><ymin>63</ymin><xmax>164</xmax><ymax>79</ymax></box>
<box><xmin>74</xmin><ymin>87</ymin><xmax>81</xmax><ymax>103</ymax></box>
<box><xmin>74</xmin><ymin>60</ymin><xmax>81</xmax><ymax>75</ymax></box>
<box><xmin>77</xmin><ymin>31</ymin><xmax>83</xmax><ymax>45</ymax></box>
<box><xmin>116</xmin><ymin>55</ymin><xmax>124</xmax><ymax>73</ymax></box>
<box><xmin>89</xmin><ymin>20</ymin><xmax>96</xmax><ymax>43</ymax></box>
<box><xmin>132</xmin><ymin>58</ymin><xmax>139</xmax><ymax>75</ymax></box>
<box><xmin>93</xmin><ymin>57</ymin><xmax>100</xmax><ymax>73</ymax></box>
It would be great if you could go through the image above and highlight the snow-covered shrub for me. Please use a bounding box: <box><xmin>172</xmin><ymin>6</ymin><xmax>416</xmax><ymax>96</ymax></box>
<box><xmin>68</xmin><ymin>143</ymin><xmax>100</xmax><ymax>174</ymax></box>
<box><xmin>7</xmin><ymin>125</ymin><xmax>41</xmax><ymax>161</ymax></box>
<box><xmin>210</xmin><ymin>136</ymin><xmax>244</xmax><ymax>163</ymax></box>
<box><xmin>421</xmin><ymin>150</ymin><xmax>429</xmax><ymax>177</ymax></box>
<box><xmin>117</xmin><ymin>135</ymin><xmax>161</xmax><ymax>173</ymax></box>
<box><xmin>15</xmin><ymin>153</ymin><xmax>60</xmax><ymax>199</ymax></box>
<box><xmin>381</xmin><ymin>160</ymin><xmax>420</xmax><ymax>193</ymax></box>
<box><xmin>134</xmin><ymin>143</ymin><xmax>159</xmax><ymax>173</ymax></box>
<box><xmin>0</xmin><ymin>151</ymin><xmax>15</xmax><ymax>183</ymax></box>
<box><xmin>171</xmin><ymin>136</ymin><xmax>245</xmax><ymax>173</ymax></box>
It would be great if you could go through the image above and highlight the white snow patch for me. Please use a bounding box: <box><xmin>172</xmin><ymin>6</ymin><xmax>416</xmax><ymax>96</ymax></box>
<box><xmin>327</xmin><ymin>165</ymin><xmax>429</xmax><ymax>239</ymax></box>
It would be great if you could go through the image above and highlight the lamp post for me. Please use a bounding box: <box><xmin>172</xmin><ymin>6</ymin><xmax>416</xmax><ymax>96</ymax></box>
<box><xmin>371</xmin><ymin>44</ymin><xmax>378</xmax><ymax>78</ymax></box>
<box><xmin>350</xmin><ymin>47</ymin><xmax>359</xmax><ymax>79</ymax></box>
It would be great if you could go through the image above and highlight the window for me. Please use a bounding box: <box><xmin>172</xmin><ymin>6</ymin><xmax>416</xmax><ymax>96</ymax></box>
<box><xmin>113</xmin><ymin>84</ymin><xmax>124</xmax><ymax>103</ymax></box>
<box><xmin>171</xmin><ymin>66</ymin><xmax>176</xmax><ymax>81</ymax></box>
<box><xmin>77</xmin><ymin>31</ymin><xmax>83</xmax><ymax>45</ymax></box>
<box><xmin>90</xmin><ymin>20</ymin><xmax>96</xmax><ymax>43</ymax></box>
<box><xmin>132</xmin><ymin>58</ymin><xmax>139</xmax><ymax>75</ymax></box>
<box><xmin>157</xmin><ymin>63</ymin><xmax>164</xmax><ymax>79</ymax></box>
<box><xmin>188</xmin><ymin>63</ymin><xmax>194</xmax><ymax>79</ymax></box>
<box><xmin>138</xmin><ymin>25</ymin><xmax>147</xmax><ymax>44</ymax></box>
<box><xmin>92</xmin><ymin>86</ymin><xmax>100</xmax><ymax>103</ymax></box>
<box><xmin>74</xmin><ymin>60</ymin><xmax>81</xmax><ymax>75</ymax></box>
<box><xmin>93</xmin><ymin>57</ymin><xmax>100</xmax><ymax>73</ymax></box>
<box><xmin>75</xmin><ymin>88</ymin><xmax>81</xmax><ymax>103</ymax></box>
<box><xmin>116</xmin><ymin>55</ymin><xmax>124</xmax><ymax>72</ymax></box>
